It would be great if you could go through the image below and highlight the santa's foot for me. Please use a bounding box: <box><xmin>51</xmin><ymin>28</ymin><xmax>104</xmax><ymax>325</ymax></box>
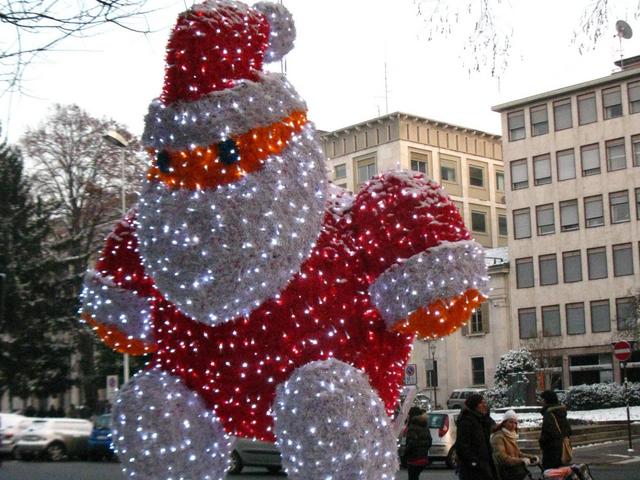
<box><xmin>111</xmin><ymin>368</ymin><xmax>231</xmax><ymax>480</ymax></box>
<box><xmin>273</xmin><ymin>358</ymin><xmax>398</xmax><ymax>480</ymax></box>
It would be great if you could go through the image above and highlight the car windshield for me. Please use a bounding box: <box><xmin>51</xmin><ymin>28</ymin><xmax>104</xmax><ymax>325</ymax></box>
<box><xmin>427</xmin><ymin>413</ymin><xmax>447</xmax><ymax>429</ymax></box>
<box><xmin>95</xmin><ymin>415</ymin><xmax>111</xmax><ymax>429</ymax></box>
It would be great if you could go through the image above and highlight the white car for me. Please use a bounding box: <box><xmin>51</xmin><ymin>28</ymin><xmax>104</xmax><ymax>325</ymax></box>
<box><xmin>0</xmin><ymin>413</ymin><xmax>32</xmax><ymax>456</ymax></box>
<box><xmin>426</xmin><ymin>409</ymin><xmax>459</xmax><ymax>469</ymax></box>
<box><xmin>15</xmin><ymin>418</ymin><xmax>92</xmax><ymax>461</ymax></box>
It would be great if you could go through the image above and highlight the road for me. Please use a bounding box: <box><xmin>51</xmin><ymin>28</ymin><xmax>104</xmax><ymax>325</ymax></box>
<box><xmin>2</xmin><ymin>441</ymin><xmax>640</xmax><ymax>479</ymax></box>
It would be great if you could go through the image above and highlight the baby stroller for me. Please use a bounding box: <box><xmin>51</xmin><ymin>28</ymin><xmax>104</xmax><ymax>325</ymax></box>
<box><xmin>527</xmin><ymin>463</ymin><xmax>594</xmax><ymax>480</ymax></box>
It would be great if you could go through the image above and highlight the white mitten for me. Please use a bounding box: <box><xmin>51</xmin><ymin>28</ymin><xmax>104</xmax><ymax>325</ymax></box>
<box><xmin>522</xmin><ymin>458</ymin><xmax>531</xmax><ymax>466</ymax></box>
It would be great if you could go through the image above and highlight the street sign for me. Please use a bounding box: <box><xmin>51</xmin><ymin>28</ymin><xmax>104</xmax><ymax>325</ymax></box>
<box><xmin>614</xmin><ymin>340</ymin><xmax>632</xmax><ymax>362</ymax></box>
<box><xmin>404</xmin><ymin>363</ymin><xmax>417</xmax><ymax>386</ymax></box>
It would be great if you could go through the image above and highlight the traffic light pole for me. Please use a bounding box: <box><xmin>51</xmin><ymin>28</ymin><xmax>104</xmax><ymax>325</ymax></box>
<box><xmin>622</xmin><ymin>361</ymin><xmax>633</xmax><ymax>452</ymax></box>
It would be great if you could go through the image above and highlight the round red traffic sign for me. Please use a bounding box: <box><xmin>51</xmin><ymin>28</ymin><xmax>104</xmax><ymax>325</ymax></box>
<box><xmin>613</xmin><ymin>341</ymin><xmax>632</xmax><ymax>362</ymax></box>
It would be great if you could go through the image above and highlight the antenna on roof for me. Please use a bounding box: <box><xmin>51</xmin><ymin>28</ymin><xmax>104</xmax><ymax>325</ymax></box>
<box><xmin>615</xmin><ymin>20</ymin><xmax>633</xmax><ymax>69</ymax></box>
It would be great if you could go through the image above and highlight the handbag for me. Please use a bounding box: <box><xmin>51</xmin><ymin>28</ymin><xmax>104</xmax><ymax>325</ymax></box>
<box><xmin>551</xmin><ymin>413</ymin><xmax>573</xmax><ymax>464</ymax></box>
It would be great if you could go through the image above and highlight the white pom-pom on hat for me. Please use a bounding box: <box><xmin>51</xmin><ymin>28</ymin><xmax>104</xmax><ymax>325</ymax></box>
<box><xmin>253</xmin><ymin>2</ymin><xmax>296</xmax><ymax>62</ymax></box>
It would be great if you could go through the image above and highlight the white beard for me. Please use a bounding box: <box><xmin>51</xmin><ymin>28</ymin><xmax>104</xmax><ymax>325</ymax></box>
<box><xmin>136</xmin><ymin>124</ymin><xmax>327</xmax><ymax>326</ymax></box>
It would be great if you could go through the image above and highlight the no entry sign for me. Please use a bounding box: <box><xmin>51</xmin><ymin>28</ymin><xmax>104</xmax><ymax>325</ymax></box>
<box><xmin>613</xmin><ymin>341</ymin><xmax>632</xmax><ymax>362</ymax></box>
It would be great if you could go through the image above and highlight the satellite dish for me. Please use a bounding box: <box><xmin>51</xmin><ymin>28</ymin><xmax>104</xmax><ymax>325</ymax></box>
<box><xmin>616</xmin><ymin>20</ymin><xmax>633</xmax><ymax>39</ymax></box>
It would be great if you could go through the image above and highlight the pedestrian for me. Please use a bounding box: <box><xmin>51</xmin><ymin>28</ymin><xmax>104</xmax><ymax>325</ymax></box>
<box><xmin>404</xmin><ymin>406</ymin><xmax>432</xmax><ymax>480</ymax></box>
<box><xmin>454</xmin><ymin>393</ymin><xmax>497</xmax><ymax>480</ymax></box>
<box><xmin>539</xmin><ymin>390</ymin><xmax>572</xmax><ymax>470</ymax></box>
<box><xmin>491</xmin><ymin>409</ymin><xmax>539</xmax><ymax>480</ymax></box>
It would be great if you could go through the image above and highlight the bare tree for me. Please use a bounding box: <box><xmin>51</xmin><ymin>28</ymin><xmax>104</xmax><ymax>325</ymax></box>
<box><xmin>525</xmin><ymin>336</ymin><xmax>564</xmax><ymax>390</ymax></box>
<box><xmin>414</xmin><ymin>0</ymin><xmax>640</xmax><ymax>77</ymax></box>
<box><xmin>20</xmin><ymin>103</ymin><xmax>144</xmax><ymax>410</ymax></box>
<box><xmin>0</xmin><ymin>0</ymin><xmax>156</xmax><ymax>93</ymax></box>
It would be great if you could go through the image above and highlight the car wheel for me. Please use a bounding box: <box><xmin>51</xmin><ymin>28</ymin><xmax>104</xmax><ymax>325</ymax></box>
<box><xmin>46</xmin><ymin>442</ymin><xmax>66</xmax><ymax>462</ymax></box>
<box><xmin>445</xmin><ymin>447</ymin><xmax>457</xmax><ymax>469</ymax></box>
<box><xmin>228</xmin><ymin>451</ymin><xmax>243</xmax><ymax>474</ymax></box>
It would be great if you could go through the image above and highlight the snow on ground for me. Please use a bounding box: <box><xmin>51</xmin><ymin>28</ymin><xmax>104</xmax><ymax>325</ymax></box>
<box><xmin>491</xmin><ymin>406</ymin><xmax>640</xmax><ymax>428</ymax></box>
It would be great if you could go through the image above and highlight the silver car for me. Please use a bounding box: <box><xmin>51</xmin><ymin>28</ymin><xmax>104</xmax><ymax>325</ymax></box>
<box><xmin>229</xmin><ymin>437</ymin><xmax>282</xmax><ymax>474</ymax></box>
<box><xmin>426</xmin><ymin>409</ymin><xmax>459</xmax><ymax>468</ymax></box>
<box><xmin>446</xmin><ymin>388</ymin><xmax>486</xmax><ymax>409</ymax></box>
<box><xmin>14</xmin><ymin>418</ymin><xmax>93</xmax><ymax>461</ymax></box>
<box><xmin>0</xmin><ymin>413</ymin><xmax>32</xmax><ymax>456</ymax></box>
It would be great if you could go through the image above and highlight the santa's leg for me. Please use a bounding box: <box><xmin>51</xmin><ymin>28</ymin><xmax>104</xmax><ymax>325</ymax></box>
<box><xmin>111</xmin><ymin>368</ymin><xmax>231</xmax><ymax>480</ymax></box>
<box><xmin>273</xmin><ymin>358</ymin><xmax>398</xmax><ymax>480</ymax></box>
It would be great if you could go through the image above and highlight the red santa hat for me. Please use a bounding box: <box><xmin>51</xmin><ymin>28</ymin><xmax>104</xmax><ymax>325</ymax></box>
<box><xmin>161</xmin><ymin>0</ymin><xmax>296</xmax><ymax>105</ymax></box>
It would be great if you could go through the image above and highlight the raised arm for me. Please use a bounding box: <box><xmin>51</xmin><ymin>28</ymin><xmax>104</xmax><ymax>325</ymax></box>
<box><xmin>80</xmin><ymin>209</ymin><xmax>158</xmax><ymax>355</ymax></box>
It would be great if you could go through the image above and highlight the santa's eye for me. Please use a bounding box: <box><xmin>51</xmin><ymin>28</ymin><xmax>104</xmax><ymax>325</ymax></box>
<box><xmin>218</xmin><ymin>138</ymin><xmax>240</xmax><ymax>165</ymax></box>
<box><xmin>156</xmin><ymin>150</ymin><xmax>172</xmax><ymax>173</ymax></box>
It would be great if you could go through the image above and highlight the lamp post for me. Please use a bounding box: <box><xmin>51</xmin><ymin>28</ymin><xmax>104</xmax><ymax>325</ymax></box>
<box><xmin>428</xmin><ymin>340</ymin><xmax>437</xmax><ymax>409</ymax></box>
<box><xmin>102</xmin><ymin>130</ymin><xmax>130</xmax><ymax>385</ymax></box>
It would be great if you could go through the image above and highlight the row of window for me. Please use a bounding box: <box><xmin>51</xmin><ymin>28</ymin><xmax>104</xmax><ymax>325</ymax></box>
<box><xmin>510</xmin><ymin>135</ymin><xmax>640</xmax><ymax>190</ymax></box>
<box><xmin>512</xmin><ymin>188</ymin><xmax>640</xmax><ymax>239</ymax></box>
<box><xmin>515</xmin><ymin>243</ymin><xmax>637</xmax><ymax>288</ymax></box>
<box><xmin>518</xmin><ymin>297</ymin><xmax>636</xmax><ymax>339</ymax></box>
<box><xmin>507</xmin><ymin>80</ymin><xmax>640</xmax><ymax>141</ymax></box>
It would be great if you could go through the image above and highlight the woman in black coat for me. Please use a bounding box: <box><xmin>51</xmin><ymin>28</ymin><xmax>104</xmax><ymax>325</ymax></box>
<box><xmin>454</xmin><ymin>394</ymin><xmax>497</xmax><ymax>480</ymax></box>
<box><xmin>405</xmin><ymin>408</ymin><xmax>432</xmax><ymax>480</ymax></box>
<box><xmin>538</xmin><ymin>390</ymin><xmax>572</xmax><ymax>470</ymax></box>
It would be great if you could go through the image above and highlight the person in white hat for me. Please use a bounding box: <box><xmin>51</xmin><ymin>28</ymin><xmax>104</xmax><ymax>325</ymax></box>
<box><xmin>491</xmin><ymin>410</ymin><xmax>539</xmax><ymax>480</ymax></box>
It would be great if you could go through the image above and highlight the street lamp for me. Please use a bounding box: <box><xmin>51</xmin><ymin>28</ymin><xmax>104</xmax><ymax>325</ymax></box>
<box><xmin>102</xmin><ymin>130</ymin><xmax>130</xmax><ymax>385</ymax></box>
<box><xmin>427</xmin><ymin>340</ymin><xmax>437</xmax><ymax>409</ymax></box>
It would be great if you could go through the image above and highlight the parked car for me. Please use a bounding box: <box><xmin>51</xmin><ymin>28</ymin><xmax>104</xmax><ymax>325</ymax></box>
<box><xmin>229</xmin><ymin>437</ymin><xmax>282</xmax><ymax>474</ymax></box>
<box><xmin>14</xmin><ymin>417</ymin><xmax>92</xmax><ymax>461</ymax></box>
<box><xmin>88</xmin><ymin>414</ymin><xmax>115</xmax><ymax>461</ymax></box>
<box><xmin>397</xmin><ymin>409</ymin><xmax>459</xmax><ymax>469</ymax></box>
<box><xmin>446</xmin><ymin>388</ymin><xmax>486</xmax><ymax>409</ymax></box>
<box><xmin>0</xmin><ymin>413</ymin><xmax>32</xmax><ymax>457</ymax></box>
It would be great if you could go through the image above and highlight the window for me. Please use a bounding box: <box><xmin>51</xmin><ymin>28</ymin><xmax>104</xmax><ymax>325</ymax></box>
<box><xmin>584</xmin><ymin>195</ymin><xmax>604</xmax><ymax>227</ymax></box>
<box><xmin>629</xmin><ymin>81</ymin><xmax>640</xmax><ymax>114</ymax></box>
<box><xmin>616</xmin><ymin>297</ymin><xmax>636</xmax><ymax>330</ymax></box>
<box><xmin>587</xmin><ymin>247</ymin><xmax>607</xmax><ymax>280</ymax></box>
<box><xmin>578</xmin><ymin>92</ymin><xmax>597</xmax><ymax>125</ymax></box>
<box><xmin>581</xmin><ymin>144</ymin><xmax>601</xmax><ymax>176</ymax></box>
<box><xmin>637</xmin><ymin>188</ymin><xmax>640</xmax><ymax>219</ymax></box>
<box><xmin>516</xmin><ymin>257</ymin><xmax>534</xmax><ymax>288</ymax></box>
<box><xmin>536</xmin><ymin>204</ymin><xmax>555</xmax><ymax>235</ymax></box>
<box><xmin>469</xmin><ymin>165</ymin><xmax>485</xmax><ymax>187</ymax></box>
<box><xmin>518</xmin><ymin>308</ymin><xmax>537</xmax><ymax>339</ymax></box>
<box><xmin>441</xmin><ymin>162</ymin><xmax>457</xmax><ymax>182</ymax></box>
<box><xmin>542</xmin><ymin>305</ymin><xmax>561</xmax><ymax>336</ymax></box>
<box><xmin>356</xmin><ymin>156</ymin><xmax>377</xmax><ymax>186</ymax></box>
<box><xmin>610</xmin><ymin>191</ymin><xmax>630</xmax><ymax>223</ymax></box>
<box><xmin>510</xmin><ymin>159</ymin><xmax>528</xmax><ymax>190</ymax></box>
<box><xmin>410</xmin><ymin>151</ymin><xmax>429</xmax><ymax>174</ymax></box>
<box><xmin>633</xmin><ymin>135</ymin><xmax>640</xmax><ymax>167</ymax></box>
<box><xmin>556</xmin><ymin>149</ymin><xmax>576</xmax><ymax>181</ymax></box>
<box><xmin>539</xmin><ymin>254</ymin><xmax>558</xmax><ymax>286</ymax></box>
<box><xmin>562</xmin><ymin>250</ymin><xmax>582</xmax><ymax>283</ymax></box>
<box><xmin>591</xmin><ymin>300</ymin><xmax>611</xmax><ymax>333</ymax></box>
<box><xmin>570</xmin><ymin>354</ymin><xmax>613</xmax><ymax>385</ymax></box>
<box><xmin>531</xmin><ymin>104</ymin><xmax>549</xmax><ymax>136</ymax></box>
<box><xmin>606</xmin><ymin>138</ymin><xmax>626</xmax><ymax>171</ymax></box>
<box><xmin>334</xmin><ymin>163</ymin><xmax>346</xmax><ymax>179</ymax></box>
<box><xmin>471</xmin><ymin>211</ymin><xmax>487</xmax><ymax>233</ymax></box>
<box><xmin>613</xmin><ymin>243</ymin><xmax>634</xmax><ymax>276</ymax></box>
<box><xmin>533</xmin><ymin>154</ymin><xmax>552</xmax><ymax>185</ymax></box>
<box><xmin>470</xmin><ymin>308</ymin><xmax>483</xmax><ymax>334</ymax></box>
<box><xmin>603</xmin><ymin>86</ymin><xmax>623</xmax><ymax>119</ymax></box>
<box><xmin>554</xmin><ymin>98</ymin><xmax>572</xmax><ymax>130</ymax></box>
<box><xmin>513</xmin><ymin>208</ymin><xmax>531</xmax><ymax>239</ymax></box>
<box><xmin>508</xmin><ymin>110</ymin><xmax>525</xmax><ymax>141</ymax></box>
<box><xmin>498</xmin><ymin>215</ymin><xmax>507</xmax><ymax>236</ymax></box>
<box><xmin>566</xmin><ymin>303</ymin><xmax>586</xmax><ymax>335</ymax></box>
<box><xmin>496</xmin><ymin>171</ymin><xmax>505</xmax><ymax>191</ymax></box>
<box><xmin>471</xmin><ymin>357</ymin><xmax>485</xmax><ymax>385</ymax></box>
<box><xmin>560</xmin><ymin>200</ymin><xmax>579</xmax><ymax>231</ymax></box>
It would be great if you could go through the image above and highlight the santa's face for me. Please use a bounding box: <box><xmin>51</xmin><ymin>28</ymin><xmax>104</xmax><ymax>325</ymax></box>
<box><xmin>136</xmin><ymin>74</ymin><xmax>326</xmax><ymax>326</ymax></box>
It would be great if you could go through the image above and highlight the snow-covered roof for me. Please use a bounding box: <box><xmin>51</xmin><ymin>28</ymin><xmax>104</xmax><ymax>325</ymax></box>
<box><xmin>485</xmin><ymin>246</ymin><xmax>508</xmax><ymax>266</ymax></box>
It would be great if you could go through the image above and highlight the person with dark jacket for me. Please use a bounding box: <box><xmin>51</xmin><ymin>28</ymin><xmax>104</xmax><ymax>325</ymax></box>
<box><xmin>404</xmin><ymin>407</ymin><xmax>432</xmax><ymax>480</ymax></box>
<box><xmin>454</xmin><ymin>393</ymin><xmax>497</xmax><ymax>480</ymax></box>
<box><xmin>539</xmin><ymin>390</ymin><xmax>572</xmax><ymax>470</ymax></box>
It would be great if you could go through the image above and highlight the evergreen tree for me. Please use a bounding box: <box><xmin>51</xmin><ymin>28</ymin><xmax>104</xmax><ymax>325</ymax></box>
<box><xmin>0</xmin><ymin>128</ymin><xmax>73</xmax><ymax>406</ymax></box>
<box><xmin>494</xmin><ymin>348</ymin><xmax>539</xmax><ymax>388</ymax></box>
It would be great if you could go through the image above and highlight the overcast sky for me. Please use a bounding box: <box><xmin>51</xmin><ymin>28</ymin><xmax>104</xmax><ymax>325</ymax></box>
<box><xmin>1</xmin><ymin>0</ymin><xmax>638</xmax><ymax>144</ymax></box>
